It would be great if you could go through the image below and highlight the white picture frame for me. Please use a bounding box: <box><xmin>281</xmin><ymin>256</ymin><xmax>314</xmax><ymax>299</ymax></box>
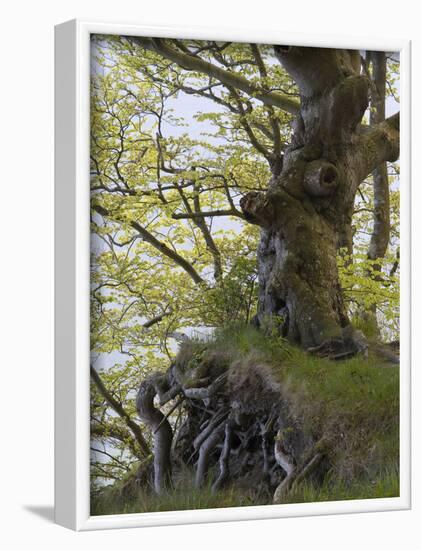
<box><xmin>54</xmin><ymin>18</ymin><xmax>412</xmax><ymax>531</ymax></box>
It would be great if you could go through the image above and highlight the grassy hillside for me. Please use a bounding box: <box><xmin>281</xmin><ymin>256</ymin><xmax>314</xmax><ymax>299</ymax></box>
<box><xmin>91</xmin><ymin>324</ymin><xmax>399</xmax><ymax>515</ymax></box>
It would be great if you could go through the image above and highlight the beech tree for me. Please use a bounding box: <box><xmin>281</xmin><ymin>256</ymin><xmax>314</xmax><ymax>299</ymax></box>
<box><xmin>89</xmin><ymin>37</ymin><xmax>399</xmax><ymax>492</ymax></box>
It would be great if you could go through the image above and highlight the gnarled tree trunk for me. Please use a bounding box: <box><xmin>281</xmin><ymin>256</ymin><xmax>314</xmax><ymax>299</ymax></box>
<box><xmin>241</xmin><ymin>47</ymin><xmax>399</xmax><ymax>352</ymax></box>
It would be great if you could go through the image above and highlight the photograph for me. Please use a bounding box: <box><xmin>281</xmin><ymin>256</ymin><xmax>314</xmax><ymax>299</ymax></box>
<box><xmin>88</xmin><ymin>34</ymin><xmax>401</xmax><ymax>516</ymax></box>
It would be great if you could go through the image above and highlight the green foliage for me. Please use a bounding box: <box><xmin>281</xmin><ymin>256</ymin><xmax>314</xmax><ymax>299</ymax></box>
<box><xmin>199</xmin><ymin>255</ymin><xmax>258</xmax><ymax>326</ymax></box>
<box><xmin>338</xmin><ymin>251</ymin><xmax>399</xmax><ymax>339</ymax></box>
<box><xmin>340</xmin><ymin>175</ymin><xmax>400</xmax><ymax>341</ymax></box>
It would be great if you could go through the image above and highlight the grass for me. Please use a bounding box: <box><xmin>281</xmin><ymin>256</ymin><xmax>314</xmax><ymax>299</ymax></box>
<box><xmin>91</xmin><ymin>468</ymin><xmax>260</xmax><ymax>516</ymax></box>
<box><xmin>283</xmin><ymin>464</ymin><xmax>399</xmax><ymax>504</ymax></box>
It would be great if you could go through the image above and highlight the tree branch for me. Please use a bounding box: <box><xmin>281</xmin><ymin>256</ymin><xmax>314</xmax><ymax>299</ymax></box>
<box><xmin>90</xmin><ymin>366</ymin><xmax>151</xmax><ymax>457</ymax></box>
<box><xmin>357</xmin><ymin>112</ymin><xmax>400</xmax><ymax>180</ymax></box>
<box><xmin>91</xmin><ymin>422</ymin><xmax>141</xmax><ymax>458</ymax></box>
<box><xmin>227</xmin><ymin>85</ymin><xmax>273</xmax><ymax>161</ymax></box>
<box><xmin>142</xmin><ymin>311</ymin><xmax>171</xmax><ymax>329</ymax></box>
<box><xmin>367</xmin><ymin>51</ymin><xmax>390</xmax><ymax>263</ymax></box>
<box><xmin>90</xmin><ymin>446</ymin><xmax>131</xmax><ymax>471</ymax></box>
<box><xmin>191</xmin><ymin>181</ymin><xmax>223</xmax><ymax>279</ymax></box>
<box><xmin>250</xmin><ymin>43</ymin><xmax>282</xmax><ymax>170</ymax></box>
<box><xmin>126</xmin><ymin>36</ymin><xmax>300</xmax><ymax>114</ymax></box>
<box><xmin>171</xmin><ymin>179</ymin><xmax>223</xmax><ymax>279</ymax></box>
<box><xmin>172</xmin><ymin>208</ymin><xmax>243</xmax><ymax>220</ymax></box>
<box><xmin>274</xmin><ymin>46</ymin><xmax>361</xmax><ymax>97</ymax></box>
<box><xmin>92</xmin><ymin>203</ymin><xmax>205</xmax><ymax>284</ymax></box>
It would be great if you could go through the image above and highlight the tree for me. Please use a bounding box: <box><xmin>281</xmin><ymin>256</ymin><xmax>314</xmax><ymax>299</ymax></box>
<box><xmin>96</xmin><ymin>38</ymin><xmax>399</xmax><ymax>349</ymax></box>
<box><xmin>89</xmin><ymin>36</ymin><xmax>400</xmax><ymax>496</ymax></box>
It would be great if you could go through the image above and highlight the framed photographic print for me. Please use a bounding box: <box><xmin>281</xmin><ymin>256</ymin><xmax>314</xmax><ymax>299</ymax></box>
<box><xmin>55</xmin><ymin>19</ymin><xmax>411</xmax><ymax>530</ymax></box>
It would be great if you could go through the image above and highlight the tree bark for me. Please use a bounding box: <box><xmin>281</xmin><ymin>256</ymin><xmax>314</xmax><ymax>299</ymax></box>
<box><xmin>361</xmin><ymin>51</ymin><xmax>390</xmax><ymax>334</ymax></box>
<box><xmin>367</xmin><ymin>52</ymin><xmax>390</xmax><ymax>267</ymax></box>
<box><xmin>136</xmin><ymin>374</ymin><xmax>175</xmax><ymax>493</ymax></box>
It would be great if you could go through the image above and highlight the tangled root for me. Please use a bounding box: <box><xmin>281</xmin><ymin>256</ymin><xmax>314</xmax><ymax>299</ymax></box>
<box><xmin>136</xmin><ymin>352</ymin><xmax>328</xmax><ymax>502</ymax></box>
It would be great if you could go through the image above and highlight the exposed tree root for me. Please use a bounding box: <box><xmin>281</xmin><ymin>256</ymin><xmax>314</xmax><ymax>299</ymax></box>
<box><xmin>196</xmin><ymin>421</ymin><xmax>226</xmax><ymax>488</ymax></box>
<box><xmin>153</xmin><ymin>396</ymin><xmax>185</xmax><ymax>434</ymax></box>
<box><xmin>212</xmin><ymin>421</ymin><xmax>234</xmax><ymax>493</ymax></box>
<box><xmin>136</xmin><ymin>374</ymin><xmax>176</xmax><ymax>493</ymax></box>
<box><xmin>193</xmin><ymin>409</ymin><xmax>230</xmax><ymax>451</ymax></box>
<box><xmin>307</xmin><ymin>326</ymin><xmax>368</xmax><ymax>360</ymax></box>
<box><xmin>273</xmin><ymin>451</ymin><xmax>324</xmax><ymax>503</ymax></box>
<box><xmin>136</xmin><ymin>350</ymin><xmax>329</xmax><ymax>502</ymax></box>
<box><xmin>274</xmin><ymin>430</ymin><xmax>296</xmax><ymax>476</ymax></box>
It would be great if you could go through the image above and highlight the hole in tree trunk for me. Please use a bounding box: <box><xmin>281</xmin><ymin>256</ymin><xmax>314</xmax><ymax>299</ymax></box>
<box><xmin>323</xmin><ymin>166</ymin><xmax>337</xmax><ymax>184</ymax></box>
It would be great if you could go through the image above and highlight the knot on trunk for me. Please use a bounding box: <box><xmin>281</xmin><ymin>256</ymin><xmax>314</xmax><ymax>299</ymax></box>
<box><xmin>303</xmin><ymin>160</ymin><xmax>339</xmax><ymax>197</ymax></box>
<box><xmin>240</xmin><ymin>191</ymin><xmax>274</xmax><ymax>227</ymax></box>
